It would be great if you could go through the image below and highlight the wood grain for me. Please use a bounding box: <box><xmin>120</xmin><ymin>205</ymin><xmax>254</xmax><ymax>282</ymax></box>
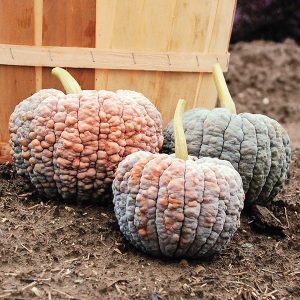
<box><xmin>94</xmin><ymin>0</ymin><xmax>236</xmax><ymax>124</ymax></box>
<box><xmin>0</xmin><ymin>0</ymin><xmax>236</xmax><ymax>151</ymax></box>
<box><xmin>42</xmin><ymin>0</ymin><xmax>96</xmax><ymax>90</ymax></box>
<box><xmin>95</xmin><ymin>0</ymin><xmax>178</xmax><ymax>105</ymax></box>
<box><xmin>0</xmin><ymin>44</ymin><xmax>230</xmax><ymax>72</ymax></box>
<box><xmin>194</xmin><ymin>0</ymin><xmax>237</xmax><ymax>111</ymax></box>
<box><xmin>0</xmin><ymin>0</ymin><xmax>35</xmax><ymax>144</ymax></box>
<box><xmin>34</xmin><ymin>0</ymin><xmax>43</xmax><ymax>91</ymax></box>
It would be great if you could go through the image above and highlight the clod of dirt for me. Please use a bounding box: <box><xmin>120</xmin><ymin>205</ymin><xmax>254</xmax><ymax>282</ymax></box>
<box><xmin>0</xmin><ymin>163</ymin><xmax>15</xmax><ymax>179</ymax></box>
<box><xmin>251</xmin><ymin>205</ymin><xmax>286</xmax><ymax>236</ymax></box>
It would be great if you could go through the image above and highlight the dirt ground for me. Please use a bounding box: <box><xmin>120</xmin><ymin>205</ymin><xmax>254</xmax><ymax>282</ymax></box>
<box><xmin>227</xmin><ymin>39</ymin><xmax>300</xmax><ymax>147</ymax></box>
<box><xmin>0</xmin><ymin>40</ymin><xmax>299</xmax><ymax>300</ymax></box>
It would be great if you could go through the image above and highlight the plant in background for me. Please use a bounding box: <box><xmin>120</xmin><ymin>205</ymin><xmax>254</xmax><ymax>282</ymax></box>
<box><xmin>113</xmin><ymin>99</ymin><xmax>244</xmax><ymax>258</ymax></box>
<box><xmin>163</xmin><ymin>64</ymin><xmax>291</xmax><ymax>207</ymax></box>
<box><xmin>9</xmin><ymin>68</ymin><xmax>163</xmax><ymax>201</ymax></box>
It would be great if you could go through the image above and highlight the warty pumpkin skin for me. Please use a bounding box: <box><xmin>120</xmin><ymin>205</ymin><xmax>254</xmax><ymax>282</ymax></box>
<box><xmin>163</xmin><ymin>108</ymin><xmax>291</xmax><ymax>206</ymax></box>
<box><xmin>9</xmin><ymin>68</ymin><xmax>163</xmax><ymax>201</ymax></box>
<box><xmin>162</xmin><ymin>65</ymin><xmax>291</xmax><ymax>206</ymax></box>
<box><xmin>113</xmin><ymin>100</ymin><xmax>244</xmax><ymax>258</ymax></box>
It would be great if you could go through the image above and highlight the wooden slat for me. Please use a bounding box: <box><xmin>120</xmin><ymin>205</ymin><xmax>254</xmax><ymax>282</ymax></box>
<box><xmin>42</xmin><ymin>0</ymin><xmax>96</xmax><ymax>90</ymax></box>
<box><xmin>0</xmin><ymin>44</ymin><xmax>230</xmax><ymax>72</ymax></box>
<box><xmin>34</xmin><ymin>0</ymin><xmax>43</xmax><ymax>91</ymax></box>
<box><xmin>0</xmin><ymin>0</ymin><xmax>36</xmax><ymax>145</ymax></box>
<box><xmin>95</xmin><ymin>0</ymin><xmax>117</xmax><ymax>90</ymax></box>
<box><xmin>95</xmin><ymin>0</ymin><xmax>180</xmax><ymax>96</ymax></box>
<box><xmin>157</xmin><ymin>0</ymin><xmax>220</xmax><ymax>122</ymax></box>
<box><xmin>93</xmin><ymin>0</ymin><xmax>236</xmax><ymax>125</ymax></box>
<box><xmin>194</xmin><ymin>0</ymin><xmax>237</xmax><ymax>110</ymax></box>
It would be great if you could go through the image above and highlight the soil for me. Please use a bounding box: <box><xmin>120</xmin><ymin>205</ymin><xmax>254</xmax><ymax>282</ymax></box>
<box><xmin>1</xmin><ymin>40</ymin><xmax>300</xmax><ymax>300</ymax></box>
<box><xmin>227</xmin><ymin>39</ymin><xmax>300</xmax><ymax>147</ymax></box>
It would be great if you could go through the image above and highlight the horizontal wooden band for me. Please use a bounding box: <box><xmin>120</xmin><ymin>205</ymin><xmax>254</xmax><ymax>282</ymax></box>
<box><xmin>0</xmin><ymin>44</ymin><xmax>229</xmax><ymax>72</ymax></box>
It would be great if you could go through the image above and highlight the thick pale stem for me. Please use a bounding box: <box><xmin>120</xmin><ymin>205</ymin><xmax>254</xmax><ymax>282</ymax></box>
<box><xmin>174</xmin><ymin>99</ymin><xmax>188</xmax><ymax>161</ymax></box>
<box><xmin>51</xmin><ymin>67</ymin><xmax>82</xmax><ymax>94</ymax></box>
<box><xmin>213</xmin><ymin>63</ymin><xmax>237</xmax><ymax>114</ymax></box>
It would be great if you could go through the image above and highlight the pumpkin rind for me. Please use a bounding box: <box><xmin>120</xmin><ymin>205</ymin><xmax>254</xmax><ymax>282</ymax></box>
<box><xmin>162</xmin><ymin>108</ymin><xmax>291</xmax><ymax>205</ymax></box>
<box><xmin>113</xmin><ymin>152</ymin><xmax>244</xmax><ymax>258</ymax></box>
<box><xmin>9</xmin><ymin>89</ymin><xmax>163</xmax><ymax>201</ymax></box>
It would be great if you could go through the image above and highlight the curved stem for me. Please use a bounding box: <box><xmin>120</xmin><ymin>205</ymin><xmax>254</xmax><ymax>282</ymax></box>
<box><xmin>51</xmin><ymin>67</ymin><xmax>82</xmax><ymax>94</ymax></box>
<box><xmin>174</xmin><ymin>99</ymin><xmax>188</xmax><ymax>161</ymax></box>
<box><xmin>213</xmin><ymin>63</ymin><xmax>237</xmax><ymax>114</ymax></box>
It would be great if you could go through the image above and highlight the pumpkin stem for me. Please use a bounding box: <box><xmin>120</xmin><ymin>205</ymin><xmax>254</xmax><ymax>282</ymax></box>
<box><xmin>213</xmin><ymin>63</ymin><xmax>237</xmax><ymax>114</ymax></box>
<box><xmin>174</xmin><ymin>99</ymin><xmax>188</xmax><ymax>161</ymax></box>
<box><xmin>51</xmin><ymin>67</ymin><xmax>82</xmax><ymax>94</ymax></box>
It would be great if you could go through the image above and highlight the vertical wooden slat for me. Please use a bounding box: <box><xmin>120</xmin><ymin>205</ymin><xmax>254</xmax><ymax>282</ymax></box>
<box><xmin>0</xmin><ymin>0</ymin><xmax>36</xmax><ymax>144</ymax></box>
<box><xmin>194</xmin><ymin>0</ymin><xmax>237</xmax><ymax>111</ymax></box>
<box><xmin>95</xmin><ymin>0</ymin><xmax>178</xmax><ymax>101</ymax></box>
<box><xmin>34</xmin><ymin>0</ymin><xmax>43</xmax><ymax>91</ymax></box>
<box><xmin>42</xmin><ymin>0</ymin><xmax>96</xmax><ymax>90</ymax></box>
<box><xmin>151</xmin><ymin>0</ymin><xmax>219</xmax><ymax>122</ymax></box>
<box><xmin>95</xmin><ymin>0</ymin><xmax>117</xmax><ymax>90</ymax></box>
<box><xmin>94</xmin><ymin>0</ymin><xmax>235</xmax><ymax>125</ymax></box>
<box><xmin>193</xmin><ymin>0</ymin><xmax>219</xmax><ymax>108</ymax></box>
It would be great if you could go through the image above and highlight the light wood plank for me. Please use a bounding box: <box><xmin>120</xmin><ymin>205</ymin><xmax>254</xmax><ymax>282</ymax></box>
<box><xmin>0</xmin><ymin>0</ymin><xmax>36</xmax><ymax>145</ymax></box>
<box><xmin>0</xmin><ymin>44</ymin><xmax>230</xmax><ymax>72</ymax></box>
<box><xmin>42</xmin><ymin>0</ymin><xmax>96</xmax><ymax>90</ymax></box>
<box><xmin>94</xmin><ymin>0</ymin><xmax>235</xmax><ymax>124</ymax></box>
<box><xmin>34</xmin><ymin>0</ymin><xmax>43</xmax><ymax>91</ymax></box>
<box><xmin>157</xmin><ymin>0</ymin><xmax>218</xmax><ymax>122</ymax></box>
<box><xmin>95</xmin><ymin>0</ymin><xmax>178</xmax><ymax>98</ymax></box>
<box><xmin>195</xmin><ymin>0</ymin><xmax>237</xmax><ymax>110</ymax></box>
<box><xmin>95</xmin><ymin>0</ymin><xmax>117</xmax><ymax>90</ymax></box>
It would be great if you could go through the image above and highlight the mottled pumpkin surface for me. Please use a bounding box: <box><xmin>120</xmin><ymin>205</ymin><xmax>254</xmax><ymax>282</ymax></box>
<box><xmin>163</xmin><ymin>108</ymin><xmax>291</xmax><ymax>206</ymax></box>
<box><xmin>113</xmin><ymin>152</ymin><xmax>244</xmax><ymax>258</ymax></box>
<box><xmin>9</xmin><ymin>89</ymin><xmax>163</xmax><ymax>201</ymax></box>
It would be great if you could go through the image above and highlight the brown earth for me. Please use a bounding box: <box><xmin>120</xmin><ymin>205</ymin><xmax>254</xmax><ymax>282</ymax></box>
<box><xmin>0</xmin><ymin>40</ymin><xmax>300</xmax><ymax>299</ymax></box>
<box><xmin>227</xmin><ymin>39</ymin><xmax>300</xmax><ymax>147</ymax></box>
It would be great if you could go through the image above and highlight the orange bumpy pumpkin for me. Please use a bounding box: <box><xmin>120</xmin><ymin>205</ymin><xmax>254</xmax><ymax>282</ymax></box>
<box><xmin>9</xmin><ymin>68</ymin><xmax>163</xmax><ymax>201</ymax></box>
<box><xmin>113</xmin><ymin>100</ymin><xmax>244</xmax><ymax>258</ymax></box>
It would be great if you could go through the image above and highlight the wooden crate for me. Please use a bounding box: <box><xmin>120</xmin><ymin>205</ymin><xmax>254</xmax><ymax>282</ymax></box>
<box><xmin>0</xmin><ymin>0</ymin><xmax>236</xmax><ymax>162</ymax></box>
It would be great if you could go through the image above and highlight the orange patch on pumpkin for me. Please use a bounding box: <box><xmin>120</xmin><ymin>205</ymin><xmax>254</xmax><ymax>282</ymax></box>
<box><xmin>159</xmin><ymin>196</ymin><xmax>168</xmax><ymax>208</ymax></box>
<box><xmin>138</xmin><ymin>228</ymin><xmax>147</xmax><ymax>237</ymax></box>
<box><xmin>176</xmin><ymin>213</ymin><xmax>184</xmax><ymax>222</ymax></box>
<box><xmin>188</xmin><ymin>200</ymin><xmax>198</xmax><ymax>207</ymax></box>
<box><xmin>165</xmin><ymin>221</ymin><xmax>173</xmax><ymax>231</ymax></box>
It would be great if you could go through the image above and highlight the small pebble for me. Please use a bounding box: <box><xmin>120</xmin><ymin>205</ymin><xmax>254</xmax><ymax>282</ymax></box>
<box><xmin>150</xmin><ymin>292</ymin><xmax>159</xmax><ymax>300</ymax></box>
<box><xmin>193</xmin><ymin>265</ymin><xmax>206</xmax><ymax>274</ymax></box>
<box><xmin>286</xmin><ymin>287</ymin><xmax>294</xmax><ymax>294</ymax></box>
<box><xmin>262</xmin><ymin>97</ymin><xmax>270</xmax><ymax>105</ymax></box>
<box><xmin>241</xmin><ymin>242</ymin><xmax>253</xmax><ymax>249</ymax></box>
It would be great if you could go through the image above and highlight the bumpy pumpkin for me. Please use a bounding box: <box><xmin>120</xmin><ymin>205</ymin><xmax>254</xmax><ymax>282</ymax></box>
<box><xmin>9</xmin><ymin>68</ymin><xmax>163</xmax><ymax>201</ymax></box>
<box><xmin>113</xmin><ymin>100</ymin><xmax>244</xmax><ymax>258</ymax></box>
<box><xmin>162</xmin><ymin>64</ymin><xmax>291</xmax><ymax>206</ymax></box>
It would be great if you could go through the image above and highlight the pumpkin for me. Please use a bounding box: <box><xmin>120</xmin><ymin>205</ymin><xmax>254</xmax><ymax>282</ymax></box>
<box><xmin>113</xmin><ymin>99</ymin><xmax>244</xmax><ymax>258</ymax></box>
<box><xmin>9</xmin><ymin>68</ymin><xmax>163</xmax><ymax>201</ymax></box>
<box><xmin>162</xmin><ymin>64</ymin><xmax>291</xmax><ymax>206</ymax></box>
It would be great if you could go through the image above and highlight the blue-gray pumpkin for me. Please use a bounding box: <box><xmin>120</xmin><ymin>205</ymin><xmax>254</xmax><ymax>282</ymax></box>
<box><xmin>113</xmin><ymin>100</ymin><xmax>244</xmax><ymax>258</ymax></box>
<box><xmin>162</xmin><ymin>65</ymin><xmax>291</xmax><ymax>206</ymax></box>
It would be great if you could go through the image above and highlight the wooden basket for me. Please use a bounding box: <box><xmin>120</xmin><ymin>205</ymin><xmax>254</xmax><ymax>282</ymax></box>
<box><xmin>0</xmin><ymin>0</ymin><xmax>236</xmax><ymax>163</ymax></box>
